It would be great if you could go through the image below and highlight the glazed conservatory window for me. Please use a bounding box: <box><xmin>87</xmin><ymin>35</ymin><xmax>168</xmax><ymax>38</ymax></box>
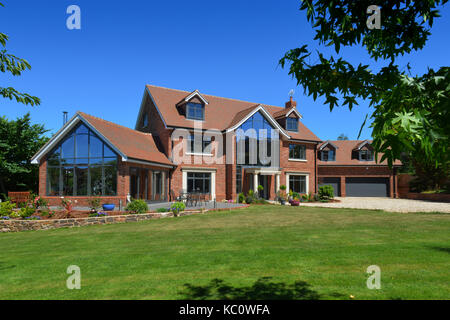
<box><xmin>46</xmin><ymin>123</ymin><xmax>117</xmax><ymax>196</ymax></box>
<box><xmin>236</xmin><ymin>111</ymin><xmax>277</xmax><ymax>167</ymax></box>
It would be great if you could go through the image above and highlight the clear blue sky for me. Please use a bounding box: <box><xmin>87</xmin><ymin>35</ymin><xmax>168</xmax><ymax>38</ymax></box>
<box><xmin>1</xmin><ymin>0</ymin><xmax>449</xmax><ymax>140</ymax></box>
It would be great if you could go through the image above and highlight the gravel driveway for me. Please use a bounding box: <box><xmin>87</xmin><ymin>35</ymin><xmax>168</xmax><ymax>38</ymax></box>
<box><xmin>301</xmin><ymin>197</ymin><xmax>450</xmax><ymax>213</ymax></box>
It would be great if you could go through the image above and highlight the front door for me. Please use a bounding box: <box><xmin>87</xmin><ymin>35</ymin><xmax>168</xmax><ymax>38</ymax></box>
<box><xmin>258</xmin><ymin>175</ymin><xmax>269</xmax><ymax>199</ymax></box>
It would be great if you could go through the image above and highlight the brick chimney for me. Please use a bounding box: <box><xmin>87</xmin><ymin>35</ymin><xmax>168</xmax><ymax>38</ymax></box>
<box><xmin>285</xmin><ymin>96</ymin><xmax>297</xmax><ymax>109</ymax></box>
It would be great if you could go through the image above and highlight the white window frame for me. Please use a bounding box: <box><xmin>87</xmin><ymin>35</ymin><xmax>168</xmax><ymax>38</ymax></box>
<box><xmin>181</xmin><ymin>168</ymin><xmax>216</xmax><ymax>200</ymax></box>
<box><xmin>285</xmin><ymin>172</ymin><xmax>309</xmax><ymax>194</ymax></box>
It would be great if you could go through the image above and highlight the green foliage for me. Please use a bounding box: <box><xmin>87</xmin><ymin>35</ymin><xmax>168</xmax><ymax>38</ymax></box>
<box><xmin>125</xmin><ymin>199</ymin><xmax>148</xmax><ymax>214</ymax></box>
<box><xmin>290</xmin><ymin>191</ymin><xmax>300</xmax><ymax>200</ymax></box>
<box><xmin>0</xmin><ymin>113</ymin><xmax>49</xmax><ymax>198</ymax></box>
<box><xmin>280</xmin><ymin>0</ymin><xmax>449</xmax><ymax>182</ymax></box>
<box><xmin>18</xmin><ymin>206</ymin><xmax>35</xmax><ymax>219</ymax></box>
<box><xmin>318</xmin><ymin>185</ymin><xmax>334</xmax><ymax>200</ymax></box>
<box><xmin>87</xmin><ymin>198</ymin><xmax>101</xmax><ymax>211</ymax></box>
<box><xmin>237</xmin><ymin>192</ymin><xmax>245</xmax><ymax>203</ymax></box>
<box><xmin>280</xmin><ymin>185</ymin><xmax>286</xmax><ymax>191</ymax></box>
<box><xmin>246</xmin><ymin>189</ymin><xmax>256</xmax><ymax>204</ymax></box>
<box><xmin>337</xmin><ymin>133</ymin><xmax>348</xmax><ymax>140</ymax></box>
<box><xmin>156</xmin><ymin>208</ymin><xmax>168</xmax><ymax>213</ymax></box>
<box><xmin>0</xmin><ymin>2</ymin><xmax>40</xmax><ymax>106</ymax></box>
<box><xmin>170</xmin><ymin>202</ymin><xmax>186</xmax><ymax>216</ymax></box>
<box><xmin>0</xmin><ymin>201</ymin><xmax>15</xmax><ymax>216</ymax></box>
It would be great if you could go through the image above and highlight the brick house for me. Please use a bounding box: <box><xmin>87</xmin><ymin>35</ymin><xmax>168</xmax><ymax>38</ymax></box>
<box><xmin>31</xmin><ymin>84</ymin><xmax>400</xmax><ymax>206</ymax></box>
<box><xmin>318</xmin><ymin>140</ymin><xmax>402</xmax><ymax>197</ymax></box>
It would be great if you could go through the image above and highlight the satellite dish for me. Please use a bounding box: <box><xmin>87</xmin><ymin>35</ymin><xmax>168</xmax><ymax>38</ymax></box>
<box><xmin>288</xmin><ymin>89</ymin><xmax>295</xmax><ymax>97</ymax></box>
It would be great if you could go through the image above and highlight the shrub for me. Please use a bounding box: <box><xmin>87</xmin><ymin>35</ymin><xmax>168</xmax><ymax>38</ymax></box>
<box><xmin>291</xmin><ymin>191</ymin><xmax>300</xmax><ymax>201</ymax></box>
<box><xmin>156</xmin><ymin>208</ymin><xmax>168</xmax><ymax>213</ymax></box>
<box><xmin>60</xmin><ymin>197</ymin><xmax>76</xmax><ymax>213</ymax></box>
<box><xmin>89</xmin><ymin>212</ymin><xmax>108</xmax><ymax>217</ymax></box>
<box><xmin>170</xmin><ymin>202</ymin><xmax>186</xmax><ymax>217</ymax></box>
<box><xmin>246</xmin><ymin>190</ymin><xmax>257</xmax><ymax>204</ymax></box>
<box><xmin>280</xmin><ymin>185</ymin><xmax>286</xmax><ymax>191</ymax></box>
<box><xmin>0</xmin><ymin>201</ymin><xmax>16</xmax><ymax>217</ymax></box>
<box><xmin>318</xmin><ymin>185</ymin><xmax>334</xmax><ymax>200</ymax></box>
<box><xmin>301</xmin><ymin>194</ymin><xmax>308</xmax><ymax>201</ymax></box>
<box><xmin>30</xmin><ymin>194</ymin><xmax>48</xmax><ymax>209</ymax></box>
<box><xmin>87</xmin><ymin>198</ymin><xmax>101</xmax><ymax>212</ymax></box>
<box><xmin>238</xmin><ymin>192</ymin><xmax>245</xmax><ymax>203</ymax></box>
<box><xmin>18</xmin><ymin>207</ymin><xmax>35</xmax><ymax>219</ymax></box>
<box><xmin>125</xmin><ymin>199</ymin><xmax>148</xmax><ymax>214</ymax></box>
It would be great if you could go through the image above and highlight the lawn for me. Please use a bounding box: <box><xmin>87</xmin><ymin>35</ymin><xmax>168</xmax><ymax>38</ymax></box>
<box><xmin>0</xmin><ymin>205</ymin><xmax>449</xmax><ymax>300</ymax></box>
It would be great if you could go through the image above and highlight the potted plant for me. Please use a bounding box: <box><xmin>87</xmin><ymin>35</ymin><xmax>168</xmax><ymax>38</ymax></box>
<box><xmin>278</xmin><ymin>185</ymin><xmax>287</xmax><ymax>205</ymax></box>
<box><xmin>102</xmin><ymin>203</ymin><xmax>116</xmax><ymax>211</ymax></box>
<box><xmin>289</xmin><ymin>192</ymin><xmax>300</xmax><ymax>206</ymax></box>
<box><xmin>171</xmin><ymin>201</ymin><xmax>186</xmax><ymax>217</ymax></box>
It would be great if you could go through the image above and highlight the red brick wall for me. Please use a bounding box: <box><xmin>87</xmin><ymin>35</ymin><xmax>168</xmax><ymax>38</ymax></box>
<box><xmin>280</xmin><ymin>141</ymin><xmax>318</xmax><ymax>194</ymax></box>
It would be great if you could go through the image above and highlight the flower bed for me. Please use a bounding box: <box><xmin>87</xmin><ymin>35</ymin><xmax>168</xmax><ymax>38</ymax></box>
<box><xmin>0</xmin><ymin>204</ymin><xmax>250</xmax><ymax>233</ymax></box>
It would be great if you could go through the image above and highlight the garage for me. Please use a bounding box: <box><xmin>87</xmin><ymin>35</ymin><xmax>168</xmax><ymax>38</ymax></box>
<box><xmin>319</xmin><ymin>177</ymin><xmax>340</xmax><ymax>196</ymax></box>
<box><xmin>345</xmin><ymin>177</ymin><xmax>389</xmax><ymax>197</ymax></box>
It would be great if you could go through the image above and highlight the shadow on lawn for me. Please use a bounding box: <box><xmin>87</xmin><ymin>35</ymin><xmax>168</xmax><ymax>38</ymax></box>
<box><xmin>428</xmin><ymin>246</ymin><xmax>450</xmax><ymax>254</ymax></box>
<box><xmin>180</xmin><ymin>277</ymin><xmax>322</xmax><ymax>300</ymax></box>
<box><xmin>0</xmin><ymin>262</ymin><xmax>16</xmax><ymax>271</ymax></box>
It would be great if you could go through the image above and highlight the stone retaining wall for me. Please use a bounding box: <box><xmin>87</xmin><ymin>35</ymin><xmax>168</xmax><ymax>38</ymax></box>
<box><xmin>0</xmin><ymin>205</ymin><xmax>249</xmax><ymax>233</ymax></box>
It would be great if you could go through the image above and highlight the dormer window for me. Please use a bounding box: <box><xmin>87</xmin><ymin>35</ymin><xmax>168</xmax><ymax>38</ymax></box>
<box><xmin>286</xmin><ymin>118</ymin><xmax>298</xmax><ymax>132</ymax></box>
<box><xmin>359</xmin><ymin>149</ymin><xmax>373</xmax><ymax>161</ymax></box>
<box><xmin>321</xmin><ymin>149</ymin><xmax>335</xmax><ymax>161</ymax></box>
<box><xmin>186</xmin><ymin>102</ymin><xmax>204</xmax><ymax>120</ymax></box>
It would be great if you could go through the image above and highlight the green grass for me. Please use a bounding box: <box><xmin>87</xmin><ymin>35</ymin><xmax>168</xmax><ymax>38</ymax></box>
<box><xmin>0</xmin><ymin>205</ymin><xmax>449</xmax><ymax>300</ymax></box>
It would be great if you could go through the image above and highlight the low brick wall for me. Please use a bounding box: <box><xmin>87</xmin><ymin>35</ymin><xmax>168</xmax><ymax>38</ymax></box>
<box><xmin>403</xmin><ymin>192</ymin><xmax>450</xmax><ymax>203</ymax></box>
<box><xmin>0</xmin><ymin>205</ymin><xmax>249</xmax><ymax>233</ymax></box>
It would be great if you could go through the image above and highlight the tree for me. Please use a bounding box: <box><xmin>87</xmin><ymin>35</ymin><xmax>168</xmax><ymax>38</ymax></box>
<box><xmin>337</xmin><ymin>133</ymin><xmax>348</xmax><ymax>140</ymax></box>
<box><xmin>0</xmin><ymin>2</ymin><xmax>40</xmax><ymax>106</ymax></box>
<box><xmin>280</xmin><ymin>0</ymin><xmax>449</xmax><ymax>190</ymax></box>
<box><xmin>0</xmin><ymin>113</ymin><xmax>49</xmax><ymax>197</ymax></box>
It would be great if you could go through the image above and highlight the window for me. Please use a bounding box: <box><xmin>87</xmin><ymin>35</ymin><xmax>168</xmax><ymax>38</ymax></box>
<box><xmin>289</xmin><ymin>144</ymin><xmax>306</xmax><ymax>160</ymax></box>
<box><xmin>187</xmin><ymin>172</ymin><xmax>211</xmax><ymax>194</ymax></box>
<box><xmin>321</xmin><ymin>149</ymin><xmax>335</xmax><ymax>161</ymax></box>
<box><xmin>143</xmin><ymin>113</ymin><xmax>149</xmax><ymax>127</ymax></box>
<box><xmin>235</xmin><ymin>111</ymin><xmax>278</xmax><ymax>167</ymax></box>
<box><xmin>236</xmin><ymin>165</ymin><xmax>242</xmax><ymax>194</ymax></box>
<box><xmin>186</xmin><ymin>102</ymin><xmax>204</xmax><ymax>120</ymax></box>
<box><xmin>46</xmin><ymin>123</ymin><xmax>117</xmax><ymax>196</ymax></box>
<box><xmin>188</xmin><ymin>134</ymin><xmax>212</xmax><ymax>154</ymax></box>
<box><xmin>359</xmin><ymin>149</ymin><xmax>373</xmax><ymax>161</ymax></box>
<box><xmin>286</xmin><ymin>118</ymin><xmax>298</xmax><ymax>132</ymax></box>
<box><xmin>289</xmin><ymin>175</ymin><xmax>306</xmax><ymax>194</ymax></box>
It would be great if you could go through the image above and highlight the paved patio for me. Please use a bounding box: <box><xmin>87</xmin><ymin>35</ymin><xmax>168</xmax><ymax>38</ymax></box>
<box><xmin>301</xmin><ymin>197</ymin><xmax>450</xmax><ymax>213</ymax></box>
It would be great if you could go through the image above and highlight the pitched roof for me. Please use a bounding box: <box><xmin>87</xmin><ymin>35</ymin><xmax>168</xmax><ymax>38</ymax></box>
<box><xmin>31</xmin><ymin>112</ymin><xmax>173</xmax><ymax>167</ymax></box>
<box><xmin>317</xmin><ymin>140</ymin><xmax>402</xmax><ymax>166</ymax></box>
<box><xmin>78</xmin><ymin>112</ymin><xmax>173</xmax><ymax>166</ymax></box>
<box><xmin>273</xmin><ymin>106</ymin><xmax>302</xmax><ymax>119</ymax></box>
<box><xmin>144</xmin><ymin>85</ymin><xmax>321</xmax><ymax>142</ymax></box>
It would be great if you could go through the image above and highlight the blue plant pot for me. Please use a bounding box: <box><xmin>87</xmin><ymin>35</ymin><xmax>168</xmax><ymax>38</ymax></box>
<box><xmin>102</xmin><ymin>204</ymin><xmax>115</xmax><ymax>211</ymax></box>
